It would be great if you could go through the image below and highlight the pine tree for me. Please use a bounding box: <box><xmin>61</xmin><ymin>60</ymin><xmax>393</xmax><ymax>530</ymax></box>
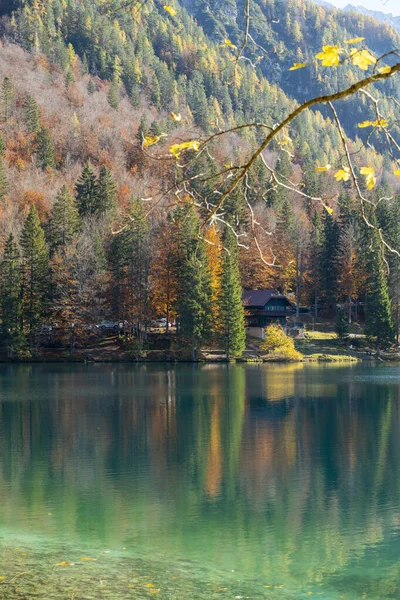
<box><xmin>97</xmin><ymin>166</ymin><xmax>117</xmax><ymax>215</ymax></box>
<box><xmin>20</xmin><ymin>205</ymin><xmax>50</xmax><ymax>340</ymax></box>
<box><xmin>0</xmin><ymin>233</ymin><xmax>25</xmax><ymax>358</ymax></box>
<box><xmin>65</xmin><ymin>68</ymin><xmax>75</xmax><ymax>88</ymax></box>
<box><xmin>87</xmin><ymin>79</ymin><xmax>96</xmax><ymax>95</ymax></box>
<box><xmin>136</xmin><ymin>114</ymin><xmax>148</xmax><ymax>142</ymax></box>
<box><xmin>365</xmin><ymin>234</ymin><xmax>395</xmax><ymax>351</ymax></box>
<box><xmin>0</xmin><ymin>158</ymin><xmax>8</xmax><ymax>200</ymax></box>
<box><xmin>49</xmin><ymin>185</ymin><xmax>80</xmax><ymax>251</ymax></box>
<box><xmin>320</xmin><ymin>212</ymin><xmax>340</xmax><ymax>309</ymax></box>
<box><xmin>173</xmin><ymin>205</ymin><xmax>212</xmax><ymax>359</ymax></box>
<box><xmin>335</xmin><ymin>308</ymin><xmax>350</xmax><ymax>341</ymax></box>
<box><xmin>75</xmin><ymin>162</ymin><xmax>98</xmax><ymax>217</ymax></box>
<box><xmin>125</xmin><ymin>199</ymin><xmax>151</xmax><ymax>338</ymax></box>
<box><xmin>0</xmin><ymin>134</ymin><xmax>5</xmax><ymax>157</ymax></box>
<box><xmin>107</xmin><ymin>78</ymin><xmax>120</xmax><ymax>110</ymax></box>
<box><xmin>1</xmin><ymin>77</ymin><xmax>14</xmax><ymax>122</ymax></box>
<box><xmin>23</xmin><ymin>95</ymin><xmax>41</xmax><ymax>134</ymax></box>
<box><xmin>35</xmin><ymin>127</ymin><xmax>56</xmax><ymax>169</ymax></box>
<box><xmin>217</xmin><ymin>228</ymin><xmax>245</xmax><ymax>359</ymax></box>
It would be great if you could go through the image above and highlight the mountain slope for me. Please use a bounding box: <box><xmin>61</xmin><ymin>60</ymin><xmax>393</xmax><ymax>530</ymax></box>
<box><xmin>345</xmin><ymin>5</ymin><xmax>400</xmax><ymax>34</ymax></box>
<box><xmin>0</xmin><ymin>0</ymin><xmax>399</xmax><ymax>340</ymax></box>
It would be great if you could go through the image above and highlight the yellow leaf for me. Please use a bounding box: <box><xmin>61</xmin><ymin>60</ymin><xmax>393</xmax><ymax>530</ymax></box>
<box><xmin>323</xmin><ymin>204</ymin><xmax>334</xmax><ymax>215</ymax></box>
<box><xmin>0</xmin><ymin>577</ymin><xmax>5</xmax><ymax>581</ymax></box>
<box><xmin>394</xmin><ymin>169</ymin><xmax>400</xmax><ymax>178</ymax></box>
<box><xmin>360</xmin><ymin>167</ymin><xmax>374</xmax><ymax>175</ymax></box>
<box><xmin>169</xmin><ymin>140</ymin><xmax>200</xmax><ymax>158</ymax></box>
<box><xmin>315</xmin><ymin>164</ymin><xmax>331</xmax><ymax>172</ymax></box>
<box><xmin>289</xmin><ymin>62</ymin><xmax>307</xmax><ymax>71</ymax></box>
<box><xmin>143</xmin><ymin>135</ymin><xmax>160</xmax><ymax>147</ymax></box>
<box><xmin>350</xmin><ymin>48</ymin><xmax>376</xmax><ymax>70</ymax></box>
<box><xmin>378</xmin><ymin>66</ymin><xmax>391</xmax><ymax>74</ymax></box>
<box><xmin>357</xmin><ymin>120</ymin><xmax>374</xmax><ymax>128</ymax></box>
<box><xmin>224</xmin><ymin>39</ymin><xmax>237</xmax><ymax>49</ymax></box>
<box><xmin>334</xmin><ymin>167</ymin><xmax>351</xmax><ymax>182</ymax></box>
<box><xmin>80</xmin><ymin>557</ymin><xmax>94</xmax><ymax>561</ymax></box>
<box><xmin>170</xmin><ymin>111</ymin><xmax>182</xmax><ymax>121</ymax></box>
<box><xmin>163</xmin><ymin>5</ymin><xmax>177</xmax><ymax>16</ymax></box>
<box><xmin>56</xmin><ymin>561</ymin><xmax>70</xmax><ymax>567</ymax></box>
<box><xmin>360</xmin><ymin>166</ymin><xmax>376</xmax><ymax>190</ymax></box>
<box><xmin>345</xmin><ymin>37</ymin><xmax>365</xmax><ymax>44</ymax></box>
<box><xmin>358</xmin><ymin>118</ymin><xmax>388</xmax><ymax>128</ymax></box>
<box><xmin>144</xmin><ymin>583</ymin><xmax>155</xmax><ymax>587</ymax></box>
<box><xmin>316</xmin><ymin>45</ymin><xmax>344</xmax><ymax>67</ymax></box>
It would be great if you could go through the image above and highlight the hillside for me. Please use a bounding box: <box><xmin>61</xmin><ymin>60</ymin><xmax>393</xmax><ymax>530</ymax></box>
<box><xmin>0</xmin><ymin>0</ymin><xmax>399</xmax><ymax>358</ymax></box>
<box><xmin>312</xmin><ymin>1</ymin><xmax>400</xmax><ymax>34</ymax></box>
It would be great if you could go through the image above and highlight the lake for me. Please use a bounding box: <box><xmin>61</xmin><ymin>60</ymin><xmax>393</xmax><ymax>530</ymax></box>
<box><xmin>0</xmin><ymin>362</ymin><xmax>399</xmax><ymax>599</ymax></box>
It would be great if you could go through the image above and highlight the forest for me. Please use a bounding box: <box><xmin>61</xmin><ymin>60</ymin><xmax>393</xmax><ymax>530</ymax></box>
<box><xmin>0</xmin><ymin>0</ymin><xmax>400</xmax><ymax>358</ymax></box>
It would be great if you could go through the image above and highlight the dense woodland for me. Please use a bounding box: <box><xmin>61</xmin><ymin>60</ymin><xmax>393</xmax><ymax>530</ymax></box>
<box><xmin>0</xmin><ymin>0</ymin><xmax>399</xmax><ymax>357</ymax></box>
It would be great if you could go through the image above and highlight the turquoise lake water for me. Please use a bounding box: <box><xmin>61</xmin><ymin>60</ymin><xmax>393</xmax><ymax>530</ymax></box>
<box><xmin>0</xmin><ymin>362</ymin><xmax>399</xmax><ymax>599</ymax></box>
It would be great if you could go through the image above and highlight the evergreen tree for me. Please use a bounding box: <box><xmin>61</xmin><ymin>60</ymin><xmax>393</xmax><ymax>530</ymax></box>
<box><xmin>107</xmin><ymin>78</ymin><xmax>120</xmax><ymax>110</ymax></box>
<box><xmin>0</xmin><ymin>233</ymin><xmax>25</xmax><ymax>358</ymax></box>
<box><xmin>136</xmin><ymin>114</ymin><xmax>148</xmax><ymax>142</ymax></box>
<box><xmin>75</xmin><ymin>162</ymin><xmax>98</xmax><ymax>217</ymax></box>
<box><xmin>20</xmin><ymin>205</ymin><xmax>50</xmax><ymax>341</ymax></box>
<box><xmin>309</xmin><ymin>210</ymin><xmax>324</xmax><ymax>316</ymax></box>
<box><xmin>217</xmin><ymin>228</ymin><xmax>245</xmax><ymax>359</ymax></box>
<box><xmin>35</xmin><ymin>127</ymin><xmax>56</xmax><ymax>169</ymax></box>
<box><xmin>365</xmin><ymin>234</ymin><xmax>395</xmax><ymax>351</ymax></box>
<box><xmin>125</xmin><ymin>199</ymin><xmax>151</xmax><ymax>338</ymax></box>
<box><xmin>320</xmin><ymin>212</ymin><xmax>340</xmax><ymax>309</ymax></box>
<box><xmin>87</xmin><ymin>79</ymin><xmax>96</xmax><ymax>95</ymax></box>
<box><xmin>1</xmin><ymin>77</ymin><xmax>14</xmax><ymax>122</ymax></box>
<box><xmin>65</xmin><ymin>68</ymin><xmax>75</xmax><ymax>88</ymax></box>
<box><xmin>335</xmin><ymin>308</ymin><xmax>350</xmax><ymax>342</ymax></box>
<box><xmin>49</xmin><ymin>185</ymin><xmax>80</xmax><ymax>251</ymax></box>
<box><xmin>23</xmin><ymin>95</ymin><xmax>41</xmax><ymax>134</ymax></box>
<box><xmin>173</xmin><ymin>205</ymin><xmax>212</xmax><ymax>359</ymax></box>
<box><xmin>97</xmin><ymin>166</ymin><xmax>117</xmax><ymax>215</ymax></box>
<box><xmin>0</xmin><ymin>134</ymin><xmax>5</xmax><ymax>157</ymax></box>
<box><xmin>0</xmin><ymin>158</ymin><xmax>8</xmax><ymax>200</ymax></box>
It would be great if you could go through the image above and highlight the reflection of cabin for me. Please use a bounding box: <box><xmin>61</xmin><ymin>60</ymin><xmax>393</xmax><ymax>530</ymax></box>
<box><xmin>242</xmin><ymin>289</ymin><xmax>295</xmax><ymax>340</ymax></box>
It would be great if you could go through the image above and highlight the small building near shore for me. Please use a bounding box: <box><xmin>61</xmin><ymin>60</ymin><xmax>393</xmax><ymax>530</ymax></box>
<box><xmin>242</xmin><ymin>289</ymin><xmax>299</xmax><ymax>340</ymax></box>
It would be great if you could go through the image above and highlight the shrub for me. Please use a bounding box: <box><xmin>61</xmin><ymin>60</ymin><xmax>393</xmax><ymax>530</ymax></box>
<box><xmin>261</xmin><ymin>324</ymin><xmax>303</xmax><ymax>361</ymax></box>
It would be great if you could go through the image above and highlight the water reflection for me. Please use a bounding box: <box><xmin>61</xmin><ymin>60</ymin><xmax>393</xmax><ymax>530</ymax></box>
<box><xmin>0</xmin><ymin>363</ymin><xmax>399</xmax><ymax>597</ymax></box>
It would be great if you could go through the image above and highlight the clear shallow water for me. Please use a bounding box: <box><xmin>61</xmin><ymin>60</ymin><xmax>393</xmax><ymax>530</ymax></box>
<box><xmin>0</xmin><ymin>363</ymin><xmax>399</xmax><ymax>599</ymax></box>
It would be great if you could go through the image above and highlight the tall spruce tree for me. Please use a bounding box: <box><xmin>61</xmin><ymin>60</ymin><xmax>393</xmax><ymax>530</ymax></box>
<box><xmin>365</xmin><ymin>233</ymin><xmax>395</xmax><ymax>351</ymax></box>
<box><xmin>23</xmin><ymin>95</ymin><xmax>41</xmax><ymax>134</ymax></box>
<box><xmin>1</xmin><ymin>77</ymin><xmax>14</xmax><ymax>122</ymax></box>
<box><xmin>217</xmin><ymin>228</ymin><xmax>245</xmax><ymax>359</ymax></box>
<box><xmin>0</xmin><ymin>158</ymin><xmax>8</xmax><ymax>200</ymax></box>
<box><xmin>173</xmin><ymin>205</ymin><xmax>212</xmax><ymax>359</ymax></box>
<box><xmin>20</xmin><ymin>205</ymin><xmax>50</xmax><ymax>341</ymax></box>
<box><xmin>320</xmin><ymin>212</ymin><xmax>340</xmax><ymax>309</ymax></box>
<box><xmin>0</xmin><ymin>233</ymin><xmax>25</xmax><ymax>357</ymax></box>
<box><xmin>126</xmin><ymin>199</ymin><xmax>151</xmax><ymax>338</ymax></box>
<box><xmin>0</xmin><ymin>134</ymin><xmax>5</xmax><ymax>157</ymax></box>
<box><xmin>107</xmin><ymin>78</ymin><xmax>120</xmax><ymax>109</ymax></box>
<box><xmin>97</xmin><ymin>166</ymin><xmax>117</xmax><ymax>215</ymax></box>
<box><xmin>49</xmin><ymin>185</ymin><xmax>80</xmax><ymax>251</ymax></box>
<box><xmin>35</xmin><ymin>127</ymin><xmax>56</xmax><ymax>169</ymax></box>
<box><xmin>75</xmin><ymin>162</ymin><xmax>98</xmax><ymax>217</ymax></box>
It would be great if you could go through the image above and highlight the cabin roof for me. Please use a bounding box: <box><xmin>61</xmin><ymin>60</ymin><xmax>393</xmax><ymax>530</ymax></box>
<box><xmin>242</xmin><ymin>289</ymin><xmax>291</xmax><ymax>308</ymax></box>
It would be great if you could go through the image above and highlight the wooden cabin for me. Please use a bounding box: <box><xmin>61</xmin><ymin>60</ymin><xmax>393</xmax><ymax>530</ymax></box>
<box><xmin>242</xmin><ymin>289</ymin><xmax>294</xmax><ymax>339</ymax></box>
